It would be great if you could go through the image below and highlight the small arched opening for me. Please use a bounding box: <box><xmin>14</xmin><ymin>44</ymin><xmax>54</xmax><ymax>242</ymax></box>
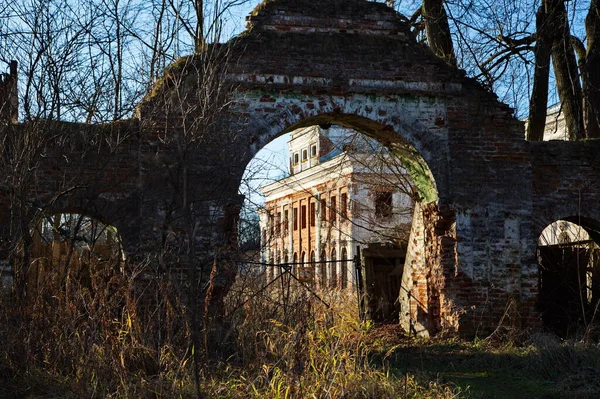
<box><xmin>14</xmin><ymin>212</ymin><xmax>124</xmax><ymax>299</ymax></box>
<box><xmin>537</xmin><ymin>219</ymin><xmax>600</xmax><ymax>337</ymax></box>
<box><xmin>330</xmin><ymin>248</ymin><xmax>337</xmax><ymax>288</ymax></box>
<box><xmin>341</xmin><ymin>247</ymin><xmax>348</xmax><ymax>290</ymax></box>
<box><xmin>292</xmin><ymin>252</ymin><xmax>298</xmax><ymax>277</ymax></box>
<box><xmin>319</xmin><ymin>249</ymin><xmax>327</xmax><ymax>289</ymax></box>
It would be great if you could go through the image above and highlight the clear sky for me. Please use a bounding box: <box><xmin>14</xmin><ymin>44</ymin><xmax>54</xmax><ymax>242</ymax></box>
<box><xmin>239</xmin><ymin>132</ymin><xmax>291</xmax><ymax>212</ymax></box>
<box><xmin>219</xmin><ymin>1</ymin><xmax>262</xmax><ymax>41</ymax></box>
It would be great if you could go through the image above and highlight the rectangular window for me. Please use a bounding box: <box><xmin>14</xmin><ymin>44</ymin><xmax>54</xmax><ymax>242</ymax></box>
<box><xmin>375</xmin><ymin>191</ymin><xmax>393</xmax><ymax>219</ymax></box>
<box><xmin>294</xmin><ymin>153</ymin><xmax>299</xmax><ymax>165</ymax></box>
<box><xmin>320</xmin><ymin>199</ymin><xmax>327</xmax><ymax>221</ymax></box>
<box><xmin>310</xmin><ymin>144</ymin><xmax>317</xmax><ymax>157</ymax></box>
<box><xmin>293</xmin><ymin>207</ymin><xmax>298</xmax><ymax>230</ymax></box>
<box><xmin>302</xmin><ymin>149</ymin><xmax>308</xmax><ymax>161</ymax></box>
<box><xmin>301</xmin><ymin>205</ymin><xmax>307</xmax><ymax>229</ymax></box>
<box><xmin>330</xmin><ymin>196</ymin><xmax>336</xmax><ymax>222</ymax></box>
<box><xmin>310</xmin><ymin>202</ymin><xmax>316</xmax><ymax>226</ymax></box>
<box><xmin>341</xmin><ymin>193</ymin><xmax>348</xmax><ymax>218</ymax></box>
<box><xmin>269</xmin><ymin>213</ymin><xmax>274</xmax><ymax>235</ymax></box>
<box><xmin>276</xmin><ymin>212</ymin><xmax>281</xmax><ymax>234</ymax></box>
<box><xmin>283</xmin><ymin>209</ymin><xmax>289</xmax><ymax>232</ymax></box>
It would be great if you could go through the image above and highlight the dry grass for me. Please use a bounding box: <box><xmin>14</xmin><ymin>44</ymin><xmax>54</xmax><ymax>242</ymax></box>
<box><xmin>0</xmin><ymin>264</ymin><xmax>462</xmax><ymax>398</ymax></box>
<box><xmin>2</xmin><ymin>264</ymin><xmax>600</xmax><ymax>398</ymax></box>
<box><xmin>207</xmin><ymin>274</ymin><xmax>463</xmax><ymax>398</ymax></box>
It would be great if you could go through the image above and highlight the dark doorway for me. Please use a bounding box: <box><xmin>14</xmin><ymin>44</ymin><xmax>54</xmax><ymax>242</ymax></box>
<box><xmin>537</xmin><ymin>220</ymin><xmax>600</xmax><ymax>337</ymax></box>
<box><xmin>363</xmin><ymin>245</ymin><xmax>405</xmax><ymax>323</ymax></box>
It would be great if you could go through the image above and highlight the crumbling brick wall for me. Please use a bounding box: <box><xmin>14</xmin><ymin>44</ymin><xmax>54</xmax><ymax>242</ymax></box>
<box><xmin>2</xmin><ymin>0</ymin><xmax>600</xmax><ymax>338</ymax></box>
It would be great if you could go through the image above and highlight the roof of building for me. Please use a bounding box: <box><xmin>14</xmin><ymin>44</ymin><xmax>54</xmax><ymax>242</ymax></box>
<box><xmin>260</xmin><ymin>126</ymin><xmax>406</xmax><ymax>201</ymax></box>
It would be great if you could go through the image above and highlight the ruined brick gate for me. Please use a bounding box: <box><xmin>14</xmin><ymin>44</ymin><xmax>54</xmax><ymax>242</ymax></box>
<box><xmin>2</xmin><ymin>0</ymin><xmax>600</xmax><ymax>337</ymax></box>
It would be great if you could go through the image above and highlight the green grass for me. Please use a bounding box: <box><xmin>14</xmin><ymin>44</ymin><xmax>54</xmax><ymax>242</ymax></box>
<box><xmin>375</xmin><ymin>336</ymin><xmax>600</xmax><ymax>399</ymax></box>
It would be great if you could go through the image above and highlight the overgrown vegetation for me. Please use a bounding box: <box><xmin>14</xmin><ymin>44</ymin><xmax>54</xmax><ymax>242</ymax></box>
<box><xmin>0</xmin><ymin>263</ymin><xmax>456</xmax><ymax>398</ymax></box>
<box><xmin>1</xmin><ymin>262</ymin><xmax>600</xmax><ymax>398</ymax></box>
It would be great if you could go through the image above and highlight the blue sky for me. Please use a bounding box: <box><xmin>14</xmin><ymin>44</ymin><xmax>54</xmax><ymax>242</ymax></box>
<box><xmin>239</xmin><ymin>133</ymin><xmax>290</xmax><ymax>211</ymax></box>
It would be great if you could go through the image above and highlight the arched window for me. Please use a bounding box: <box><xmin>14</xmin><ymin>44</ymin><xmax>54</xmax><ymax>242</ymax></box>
<box><xmin>282</xmin><ymin>251</ymin><xmax>288</xmax><ymax>277</ymax></box>
<box><xmin>310</xmin><ymin>250</ymin><xmax>316</xmax><ymax>284</ymax></box>
<box><xmin>298</xmin><ymin>251</ymin><xmax>309</xmax><ymax>281</ymax></box>
<box><xmin>319</xmin><ymin>249</ymin><xmax>327</xmax><ymax>288</ymax></box>
<box><xmin>293</xmin><ymin>252</ymin><xmax>298</xmax><ymax>276</ymax></box>
<box><xmin>274</xmin><ymin>251</ymin><xmax>281</xmax><ymax>282</ymax></box>
<box><xmin>330</xmin><ymin>248</ymin><xmax>337</xmax><ymax>288</ymax></box>
<box><xmin>340</xmin><ymin>247</ymin><xmax>348</xmax><ymax>289</ymax></box>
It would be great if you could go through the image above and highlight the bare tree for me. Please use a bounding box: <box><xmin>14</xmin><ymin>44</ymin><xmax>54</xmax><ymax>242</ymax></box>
<box><xmin>422</xmin><ymin>0</ymin><xmax>456</xmax><ymax>66</ymax></box>
<box><xmin>583</xmin><ymin>0</ymin><xmax>600</xmax><ymax>138</ymax></box>
<box><xmin>384</xmin><ymin>0</ymin><xmax>600</xmax><ymax>140</ymax></box>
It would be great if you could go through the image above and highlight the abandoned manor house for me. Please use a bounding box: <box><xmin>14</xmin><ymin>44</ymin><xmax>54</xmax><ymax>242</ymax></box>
<box><xmin>259</xmin><ymin>125</ymin><xmax>414</xmax><ymax>322</ymax></box>
<box><xmin>1</xmin><ymin>0</ymin><xmax>600</xmax><ymax>338</ymax></box>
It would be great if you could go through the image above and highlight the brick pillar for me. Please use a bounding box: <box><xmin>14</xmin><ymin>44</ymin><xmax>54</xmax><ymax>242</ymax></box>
<box><xmin>408</xmin><ymin>202</ymin><xmax>458</xmax><ymax>336</ymax></box>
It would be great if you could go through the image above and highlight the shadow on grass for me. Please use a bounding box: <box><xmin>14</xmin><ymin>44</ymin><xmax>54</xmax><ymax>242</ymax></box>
<box><xmin>371</xmin><ymin>336</ymin><xmax>600</xmax><ymax>399</ymax></box>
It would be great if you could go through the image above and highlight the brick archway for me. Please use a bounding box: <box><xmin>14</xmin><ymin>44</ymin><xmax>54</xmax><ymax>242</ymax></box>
<box><xmin>237</xmin><ymin>111</ymin><xmax>441</xmax><ymax>202</ymax></box>
<box><xmin>199</xmin><ymin>0</ymin><xmax>528</xmax><ymax>335</ymax></box>
<box><xmin>4</xmin><ymin>0</ymin><xmax>600</xmax><ymax>337</ymax></box>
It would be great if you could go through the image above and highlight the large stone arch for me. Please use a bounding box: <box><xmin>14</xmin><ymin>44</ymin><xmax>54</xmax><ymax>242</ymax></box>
<box><xmin>77</xmin><ymin>0</ymin><xmax>534</xmax><ymax>336</ymax></box>
<box><xmin>237</xmin><ymin>109</ymin><xmax>441</xmax><ymax>202</ymax></box>
<box><xmin>136</xmin><ymin>0</ymin><xmax>534</xmax><ymax>336</ymax></box>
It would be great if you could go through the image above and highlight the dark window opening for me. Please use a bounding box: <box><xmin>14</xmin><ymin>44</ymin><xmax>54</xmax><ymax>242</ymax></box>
<box><xmin>310</xmin><ymin>202</ymin><xmax>316</xmax><ymax>226</ymax></box>
<box><xmin>537</xmin><ymin>220</ymin><xmax>600</xmax><ymax>338</ymax></box>
<box><xmin>301</xmin><ymin>205</ymin><xmax>307</xmax><ymax>229</ymax></box>
<box><xmin>320</xmin><ymin>249</ymin><xmax>327</xmax><ymax>288</ymax></box>
<box><xmin>375</xmin><ymin>191</ymin><xmax>393</xmax><ymax>219</ymax></box>
<box><xmin>341</xmin><ymin>193</ymin><xmax>348</xmax><ymax>218</ymax></box>
<box><xmin>276</xmin><ymin>212</ymin><xmax>281</xmax><ymax>235</ymax></box>
<box><xmin>320</xmin><ymin>199</ymin><xmax>327</xmax><ymax>221</ymax></box>
<box><xmin>341</xmin><ymin>247</ymin><xmax>348</xmax><ymax>289</ymax></box>
<box><xmin>293</xmin><ymin>208</ymin><xmax>298</xmax><ymax>231</ymax></box>
<box><xmin>330</xmin><ymin>248</ymin><xmax>337</xmax><ymax>288</ymax></box>
<box><xmin>330</xmin><ymin>196</ymin><xmax>336</xmax><ymax>222</ymax></box>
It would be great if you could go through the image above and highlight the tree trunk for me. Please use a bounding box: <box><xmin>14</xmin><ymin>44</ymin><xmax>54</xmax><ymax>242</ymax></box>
<box><xmin>422</xmin><ymin>0</ymin><xmax>456</xmax><ymax>66</ymax></box>
<box><xmin>584</xmin><ymin>0</ymin><xmax>600</xmax><ymax>138</ymax></box>
<box><xmin>546</xmin><ymin>0</ymin><xmax>585</xmax><ymax>140</ymax></box>
<box><xmin>527</xmin><ymin>6</ymin><xmax>552</xmax><ymax>141</ymax></box>
<box><xmin>194</xmin><ymin>0</ymin><xmax>204</xmax><ymax>53</ymax></box>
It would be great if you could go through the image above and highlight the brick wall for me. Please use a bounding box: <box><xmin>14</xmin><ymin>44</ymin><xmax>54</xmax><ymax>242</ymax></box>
<box><xmin>2</xmin><ymin>0</ymin><xmax>600</xmax><ymax>338</ymax></box>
